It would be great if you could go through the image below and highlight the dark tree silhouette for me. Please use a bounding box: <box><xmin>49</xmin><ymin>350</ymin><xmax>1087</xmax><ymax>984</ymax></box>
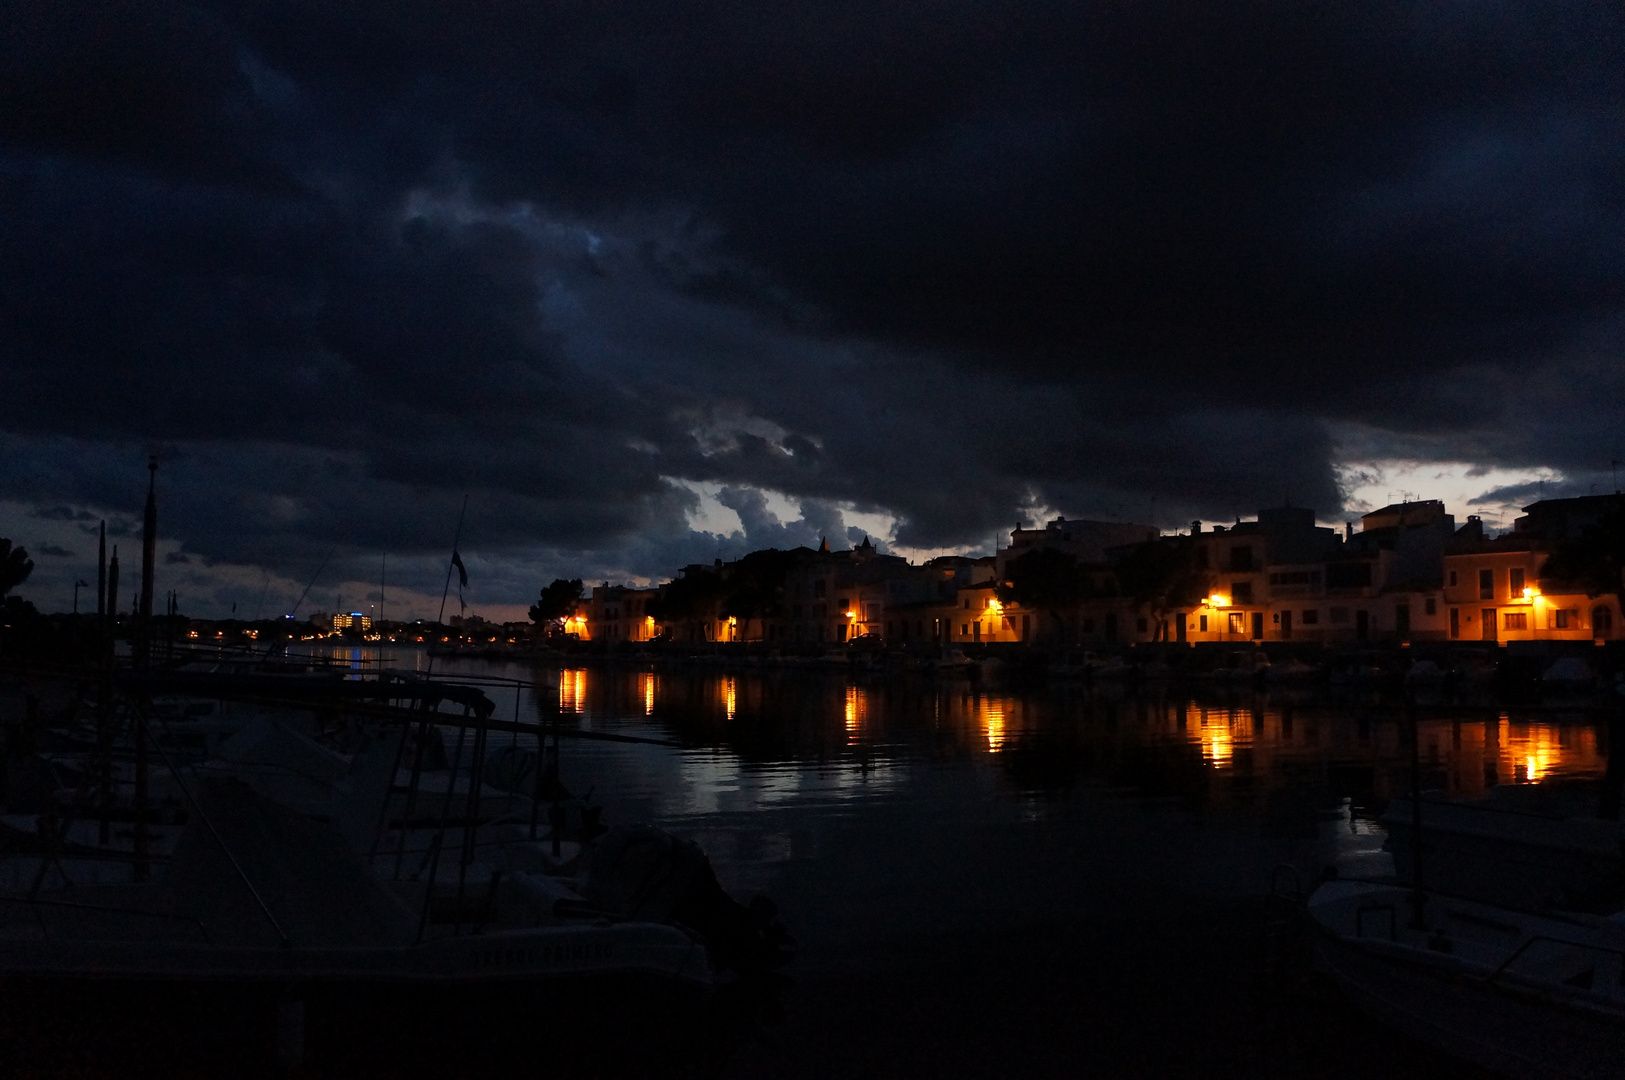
<box><xmin>720</xmin><ymin>549</ymin><xmax>797</xmax><ymax>639</ymax></box>
<box><xmin>997</xmin><ymin>548</ymin><xmax>1088</xmax><ymax>640</ymax></box>
<box><xmin>0</xmin><ymin>539</ymin><xmax>33</xmax><ymax>598</ymax></box>
<box><xmin>1113</xmin><ymin>539</ymin><xmax>1210</xmax><ymax>642</ymax></box>
<box><xmin>529</xmin><ymin>578</ymin><xmax>584</xmax><ymax>632</ymax></box>
<box><xmin>647</xmin><ymin>569</ymin><xmax>726</xmax><ymax>641</ymax></box>
<box><xmin>1540</xmin><ymin>505</ymin><xmax>1625</xmax><ymax>604</ymax></box>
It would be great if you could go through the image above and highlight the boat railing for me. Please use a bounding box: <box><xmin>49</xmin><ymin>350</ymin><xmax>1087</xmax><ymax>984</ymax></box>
<box><xmin>0</xmin><ymin>895</ymin><xmax>212</xmax><ymax>944</ymax></box>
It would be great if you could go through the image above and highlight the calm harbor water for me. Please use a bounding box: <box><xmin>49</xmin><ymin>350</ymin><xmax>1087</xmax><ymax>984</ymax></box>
<box><xmin>292</xmin><ymin>645</ymin><xmax>1612</xmax><ymax>1077</ymax></box>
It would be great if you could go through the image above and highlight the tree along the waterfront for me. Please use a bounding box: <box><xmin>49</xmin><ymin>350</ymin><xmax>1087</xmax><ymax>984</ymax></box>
<box><xmin>997</xmin><ymin>548</ymin><xmax>1092</xmax><ymax>641</ymax></box>
<box><xmin>1539</xmin><ymin>503</ymin><xmax>1625</xmax><ymax>610</ymax></box>
<box><xmin>646</xmin><ymin>568</ymin><xmax>726</xmax><ymax>642</ymax></box>
<box><xmin>720</xmin><ymin>549</ymin><xmax>799</xmax><ymax>640</ymax></box>
<box><xmin>1114</xmin><ymin>537</ymin><xmax>1210</xmax><ymax>643</ymax></box>
<box><xmin>529</xmin><ymin>578</ymin><xmax>584</xmax><ymax>634</ymax></box>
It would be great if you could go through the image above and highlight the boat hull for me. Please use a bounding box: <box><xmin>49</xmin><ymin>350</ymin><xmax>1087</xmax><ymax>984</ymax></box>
<box><xmin>1314</xmin><ymin>933</ymin><xmax>1625</xmax><ymax>1080</ymax></box>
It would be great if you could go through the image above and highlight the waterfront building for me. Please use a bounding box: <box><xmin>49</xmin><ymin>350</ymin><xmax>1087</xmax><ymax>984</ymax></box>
<box><xmin>331</xmin><ymin>611</ymin><xmax>372</xmax><ymax>633</ymax></box>
<box><xmin>1440</xmin><ymin>496</ymin><xmax>1625</xmax><ymax>643</ymax></box>
<box><xmin>579</xmin><ymin>583</ymin><xmax>661</xmax><ymax>642</ymax></box>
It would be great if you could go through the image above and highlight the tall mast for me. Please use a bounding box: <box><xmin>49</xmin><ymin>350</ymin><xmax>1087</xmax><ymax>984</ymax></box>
<box><xmin>134</xmin><ymin>456</ymin><xmax>157</xmax><ymax>881</ymax></box>
<box><xmin>96</xmin><ymin>521</ymin><xmax>106</xmax><ymax>624</ymax></box>
<box><xmin>135</xmin><ymin>456</ymin><xmax>157</xmax><ymax>669</ymax></box>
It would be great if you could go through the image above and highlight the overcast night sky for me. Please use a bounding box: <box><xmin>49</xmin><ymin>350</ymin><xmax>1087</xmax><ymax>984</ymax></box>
<box><xmin>2</xmin><ymin>2</ymin><xmax>1623</xmax><ymax>620</ymax></box>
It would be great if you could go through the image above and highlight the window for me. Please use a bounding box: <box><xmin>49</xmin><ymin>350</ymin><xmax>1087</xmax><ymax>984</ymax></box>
<box><xmin>963</xmin><ymin>599</ymin><xmax>970</xmax><ymax>609</ymax></box>
<box><xmin>960</xmin><ymin>623</ymin><xmax>969</xmax><ymax>635</ymax></box>
<box><xmin>1301</xmin><ymin>609</ymin><xmax>1320</xmax><ymax>626</ymax></box>
<box><xmin>1232</xmin><ymin>581</ymin><xmax>1254</xmax><ymax>604</ymax></box>
<box><xmin>838</xmin><ymin>597</ymin><xmax>850</xmax><ymax>612</ymax></box>
<box><xmin>1424</xmin><ymin>598</ymin><xmax>1437</xmax><ymax>616</ymax></box>
<box><xmin>1329</xmin><ymin>607</ymin><xmax>1350</xmax><ymax>624</ymax></box>
<box><xmin>1198</xmin><ymin>614</ymin><xmax>1208</xmax><ymax>632</ymax></box>
<box><xmin>1228</xmin><ymin>612</ymin><xmax>1246</xmax><ymax>634</ymax></box>
<box><xmin>1229</xmin><ymin>546</ymin><xmax>1254</xmax><ymax>572</ymax></box>
<box><xmin>1509</xmin><ymin>568</ymin><xmax>1525</xmax><ymax>596</ymax></box>
<box><xmin>1448</xmin><ymin>570</ymin><xmax>1457</xmax><ymax>587</ymax></box>
<box><xmin>1504</xmin><ymin>612</ymin><xmax>1527</xmax><ymax>630</ymax></box>
<box><xmin>1479</xmin><ymin>569</ymin><xmax>1494</xmax><ymax>600</ymax></box>
<box><xmin>1552</xmin><ymin>608</ymin><xmax>1575</xmax><ymax>630</ymax></box>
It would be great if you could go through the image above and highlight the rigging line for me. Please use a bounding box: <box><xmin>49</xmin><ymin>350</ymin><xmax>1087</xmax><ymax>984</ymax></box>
<box><xmin>259</xmin><ymin>548</ymin><xmax>334</xmax><ymax>662</ymax></box>
<box><xmin>287</xmin><ymin>549</ymin><xmax>334</xmax><ymax>620</ymax></box>
<box><xmin>143</xmin><ymin>705</ymin><xmax>292</xmax><ymax>948</ymax></box>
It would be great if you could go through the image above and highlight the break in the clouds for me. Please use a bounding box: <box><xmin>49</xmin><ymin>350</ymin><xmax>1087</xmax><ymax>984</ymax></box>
<box><xmin>2</xmin><ymin>1</ymin><xmax>1623</xmax><ymax>614</ymax></box>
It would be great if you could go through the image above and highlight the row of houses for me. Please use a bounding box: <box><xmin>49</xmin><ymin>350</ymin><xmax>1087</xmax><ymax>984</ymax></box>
<box><xmin>569</xmin><ymin>495</ymin><xmax>1625</xmax><ymax>647</ymax></box>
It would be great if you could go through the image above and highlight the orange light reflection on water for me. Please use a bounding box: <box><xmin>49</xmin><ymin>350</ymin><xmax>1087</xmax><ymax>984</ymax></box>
<box><xmin>1504</xmin><ymin>723</ymin><xmax>1590</xmax><ymax>784</ymax></box>
<box><xmin>559</xmin><ymin>669</ymin><xmax>587</xmax><ymax>714</ymax></box>
<box><xmin>722</xmin><ymin>676</ymin><xmax>737</xmax><ymax>721</ymax></box>
<box><xmin>979</xmin><ymin>698</ymin><xmax>1007</xmax><ymax>752</ymax></box>
<box><xmin>844</xmin><ymin>686</ymin><xmax>868</xmax><ymax>739</ymax></box>
<box><xmin>641</xmin><ymin>673</ymin><xmax>656</xmax><ymax>716</ymax></box>
<box><xmin>1191</xmin><ymin>709</ymin><xmax>1254</xmax><ymax>769</ymax></box>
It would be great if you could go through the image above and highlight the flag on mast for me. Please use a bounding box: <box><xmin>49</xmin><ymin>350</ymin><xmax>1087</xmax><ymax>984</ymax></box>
<box><xmin>451</xmin><ymin>550</ymin><xmax>468</xmax><ymax>588</ymax></box>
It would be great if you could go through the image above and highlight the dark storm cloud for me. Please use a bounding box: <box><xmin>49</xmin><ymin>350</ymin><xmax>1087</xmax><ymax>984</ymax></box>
<box><xmin>2</xmin><ymin>0</ymin><xmax>1622</xmax><ymax>608</ymax></box>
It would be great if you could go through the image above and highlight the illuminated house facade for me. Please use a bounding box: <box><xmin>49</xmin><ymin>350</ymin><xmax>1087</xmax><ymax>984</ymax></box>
<box><xmin>578</xmin><ymin>584</ymin><xmax>660</xmax><ymax>642</ymax></box>
<box><xmin>1438</xmin><ymin>495</ymin><xmax>1625</xmax><ymax>643</ymax></box>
